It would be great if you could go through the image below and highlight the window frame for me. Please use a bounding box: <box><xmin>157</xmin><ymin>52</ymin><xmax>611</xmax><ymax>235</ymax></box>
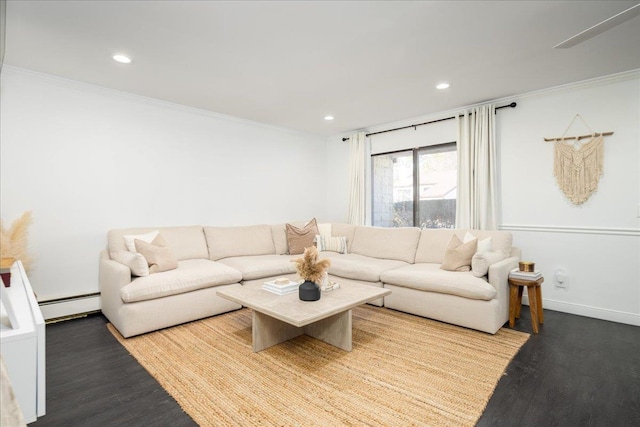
<box><xmin>371</xmin><ymin>141</ymin><xmax>457</xmax><ymax>228</ymax></box>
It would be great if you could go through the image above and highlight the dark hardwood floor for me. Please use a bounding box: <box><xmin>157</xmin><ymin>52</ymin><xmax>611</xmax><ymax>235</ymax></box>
<box><xmin>29</xmin><ymin>307</ymin><xmax>639</xmax><ymax>427</ymax></box>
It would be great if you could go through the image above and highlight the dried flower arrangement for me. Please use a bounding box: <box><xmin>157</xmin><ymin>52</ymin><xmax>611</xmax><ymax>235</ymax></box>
<box><xmin>1</xmin><ymin>211</ymin><xmax>34</xmax><ymax>272</ymax></box>
<box><xmin>292</xmin><ymin>246</ymin><xmax>331</xmax><ymax>284</ymax></box>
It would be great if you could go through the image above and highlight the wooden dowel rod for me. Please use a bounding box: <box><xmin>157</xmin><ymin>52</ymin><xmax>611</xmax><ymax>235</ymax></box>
<box><xmin>544</xmin><ymin>131</ymin><xmax>614</xmax><ymax>142</ymax></box>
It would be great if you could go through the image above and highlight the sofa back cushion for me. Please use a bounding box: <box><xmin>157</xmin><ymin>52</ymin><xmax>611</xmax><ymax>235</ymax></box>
<box><xmin>205</xmin><ymin>225</ymin><xmax>275</xmax><ymax>261</ymax></box>
<box><xmin>465</xmin><ymin>230</ymin><xmax>513</xmax><ymax>258</ymax></box>
<box><xmin>349</xmin><ymin>226</ymin><xmax>421</xmax><ymax>263</ymax></box>
<box><xmin>415</xmin><ymin>229</ymin><xmax>513</xmax><ymax>263</ymax></box>
<box><xmin>331</xmin><ymin>223</ymin><xmax>357</xmax><ymax>252</ymax></box>
<box><xmin>108</xmin><ymin>226</ymin><xmax>208</xmax><ymax>261</ymax></box>
<box><xmin>414</xmin><ymin>229</ymin><xmax>462</xmax><ymax>264</ymax></box>
<box><xmin>271</xmin><ymin>223</ymin><xmax>292</xmax><ymax>255</ymax></box>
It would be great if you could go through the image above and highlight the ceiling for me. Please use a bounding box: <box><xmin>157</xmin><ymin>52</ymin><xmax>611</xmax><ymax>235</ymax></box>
<box><xmin>4</xmin><ymin>1</ymin><xmax>640</xmax><ymax>136</ymax></box>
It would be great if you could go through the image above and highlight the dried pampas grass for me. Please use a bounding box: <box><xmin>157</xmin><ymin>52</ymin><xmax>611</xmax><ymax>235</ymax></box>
<box><xmin>292</xmin><ymin>246</ymin><xmax>330</xmax><ymax>284</ymax></box>
<box><xmin>1</xmin><ymin>211</ymin><xmax>34</xmax><ymax>272</ymax></box>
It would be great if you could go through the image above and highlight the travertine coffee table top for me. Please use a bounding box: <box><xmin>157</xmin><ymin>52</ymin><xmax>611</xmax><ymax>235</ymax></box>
<box><xmin>217</xmin><ymin>282</ymin><xmax>390</xmax><ymax>328</ymax></box>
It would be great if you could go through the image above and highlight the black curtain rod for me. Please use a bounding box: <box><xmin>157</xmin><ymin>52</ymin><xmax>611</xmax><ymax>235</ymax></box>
<box><xmin>341</xmin><ymin>102</ymin><xmax>517</xmax><ymax>142</ymax></box>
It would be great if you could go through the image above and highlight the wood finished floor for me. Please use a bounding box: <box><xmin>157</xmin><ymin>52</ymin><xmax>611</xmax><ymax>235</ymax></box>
<box><xmin>30</xmin><ymin>307</ymin><xmax>639</xmax><ymax>427</ymax></box>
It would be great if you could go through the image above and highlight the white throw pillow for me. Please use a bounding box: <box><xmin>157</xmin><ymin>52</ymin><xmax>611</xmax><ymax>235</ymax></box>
<box><xmin>463</xmin><ymin>232</ymin><xmax>492</xmax><ymax>253</ymax></box>
<box><xmin>111</xmin><ymin>250</ymin><xmax>150</xmax><ymax>277</ymax></box>
<box><xmin>471</xmin><ymin>250</ymin><xmax>504</xmax><ymax>277</ymax></box>
<box><xmin>123</xmin><ymin>230</ymin><xmax>159</xmax><ymax>253</ymax></box>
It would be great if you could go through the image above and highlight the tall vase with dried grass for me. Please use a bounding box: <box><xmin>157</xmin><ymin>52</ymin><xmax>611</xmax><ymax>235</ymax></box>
<box><xmin>0</xmin><ymin>212</ymin><xmax>34</xmax><ymax>283</ymax></box>
<box><xmin>292</xmin><ymin>246</ymin><xmax>331</xmax><ymax>301</ymax></box>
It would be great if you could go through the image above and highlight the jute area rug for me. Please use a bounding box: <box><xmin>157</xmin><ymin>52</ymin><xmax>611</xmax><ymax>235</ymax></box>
<box><xmin>108</xmin><ymin>306</ymin><xmax>529</xmax><ymax>426</ymax></box>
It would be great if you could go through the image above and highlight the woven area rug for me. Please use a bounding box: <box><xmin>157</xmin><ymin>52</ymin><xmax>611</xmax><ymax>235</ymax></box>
<box><xmin>108</xmin><ymin>306</ymin><xmax>529</xmax><ymax>426</ymax></box>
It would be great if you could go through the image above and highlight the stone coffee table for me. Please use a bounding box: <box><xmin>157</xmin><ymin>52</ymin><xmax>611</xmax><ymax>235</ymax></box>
<box><xmin>217</xmin><ymin>282</ymin><xmax>390</xmax><ymax>352</ymax></box>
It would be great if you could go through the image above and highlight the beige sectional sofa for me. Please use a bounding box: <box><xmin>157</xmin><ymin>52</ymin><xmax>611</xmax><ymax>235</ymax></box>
<box><xmin>100</xmin><ymin>222</ymin><xmax>519</xmax><ymax>338</ymax></box>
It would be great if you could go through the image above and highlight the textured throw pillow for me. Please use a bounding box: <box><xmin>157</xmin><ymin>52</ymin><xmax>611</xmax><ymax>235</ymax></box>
<box><xmin>463</xmin><ymin>232</ymin><xmax>492</xmax><ymax>253</ymax></box>
<box><xmin>440</xmin><ymin>234</ymin><xmax>477</xmax><ymax>272</ymax></box>
<box><xmin>123</xmin><ymin>230</ymin><xmax>159</xmax><ymax>253</ymax></box>
<box><xmin>286</xmin><ymin>218</ymin><xmax>319</xmax><ymax>255</ymax></box>
<box><xmin>110</xmin><ymin>250</ymin><xmax>150</xmax><ymax>277</ymax></box>
<box><xmin>315</xmin><ymin>235</ymin><xmax>348</xmax><ymax>254</ymax></box>
<box><xmin>471</xmin><ymin>250</ymin><xmax>504</xmax><ymax>277</ymax></box>
<box><xmin>134</xmin><ymin>234</ymin><xmax>178</xmax><ymax>274</ymax></box>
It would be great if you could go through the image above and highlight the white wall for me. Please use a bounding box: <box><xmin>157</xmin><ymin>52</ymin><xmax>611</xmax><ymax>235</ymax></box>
<box><xmin>499</xmin><ymin>72</ymin><xmax>639</xmax><ymax>326</ymax></box>
<box><xmin>0</xmin><ymin>67</ymin><xmax>327</xmax><ymax>301</ymax></box>
<box><xmin>325</xmin><ymin>71</ymin><xmax>640</xmax><ymax>325</ymax></box>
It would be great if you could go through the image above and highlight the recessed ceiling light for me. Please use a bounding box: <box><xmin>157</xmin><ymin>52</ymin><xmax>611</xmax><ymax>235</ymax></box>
<box><xmin>436</xmin><ymin>83</ymin><xmax>450</xmax><ymax>90</ymax></box>
<box><xmin>324</xmin><ymin>115</ymin><xmax>335</xmax><ymax>121</ymax></box>
<box><xmin>113</xmin><ymin>54</ymin><xmax>132</xmax><ymax>64</ymax></box>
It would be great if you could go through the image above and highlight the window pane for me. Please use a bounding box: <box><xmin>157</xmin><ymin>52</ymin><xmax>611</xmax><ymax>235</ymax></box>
<box><xmin>417</xmin><ymin>144</ymin><xmax>456</xmax><ymax>229</ymax></box>
<box><xmin>372</xmin><ymin>151</ymin><xmax>413</xmax><ymax>227</ymax></box>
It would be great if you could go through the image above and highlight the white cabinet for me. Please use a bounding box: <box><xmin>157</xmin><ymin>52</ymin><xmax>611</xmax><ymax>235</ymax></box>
<box><xmin>0</xmin><ymin>261</ymin><xmax>46</xmax><ymax>423</ymax></box>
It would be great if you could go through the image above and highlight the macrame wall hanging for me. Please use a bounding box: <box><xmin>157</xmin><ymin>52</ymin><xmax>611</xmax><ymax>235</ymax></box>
<box><xmin>544</xmin><ymin>114</ymin><xmax>613</xmax><ymax>205</ymax></box>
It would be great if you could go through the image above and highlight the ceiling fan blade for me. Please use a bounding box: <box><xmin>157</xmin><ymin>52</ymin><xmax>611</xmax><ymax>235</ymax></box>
<box><xmin>554</xmin><ymin>3</ymin><xmax>640</xmax><ymax>48</ymax></box>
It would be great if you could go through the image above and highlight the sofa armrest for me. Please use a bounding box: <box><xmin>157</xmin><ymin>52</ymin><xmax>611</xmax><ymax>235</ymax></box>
<box><xmin>487</xmin><ymin>255</ymin><xmax>519</xmax><ymax>312</ymax></box>
<box><xmin>99</xmin><ymin>250</ymin><xmax>133</xmax><ymax>327</ymax></box>
<box><xmin>488</xmin><ymin>256</ymin><xmax>518</xmax><ymax>290</ymax></box>
<box><xmin>99</xmin><ymin>250</ymin><xmax>131</xmax><ymax>292</ymax></box>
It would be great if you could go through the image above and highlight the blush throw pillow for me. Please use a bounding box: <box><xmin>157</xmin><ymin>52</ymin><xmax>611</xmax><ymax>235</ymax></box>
<box><xmin>286</xmin><ymin>218</ymin><xmax>319</xmax><ymax>255</ymax></box>
<box><xmin>134</xmin><ymin>234</ymin><xmax>178</xmax><ymax>274</ymax></box>
<box><xmin>315</xmin><ymin>235</ymin><xmax>348</xmax><ymax>254</ymax></box>
<box><xmin>111</xmin><ymin>250</ymin><xmax>150</xmax><ymax>277</ymax></box>
<box><xmin>471</xmin><ymin>250</ymin><xmax>505</xmax><ymax>277</ymax></box>
<box><xmin>440</xmin><ymin>234</ymin><xmax>477</xmax><ymax>272</ymax></box>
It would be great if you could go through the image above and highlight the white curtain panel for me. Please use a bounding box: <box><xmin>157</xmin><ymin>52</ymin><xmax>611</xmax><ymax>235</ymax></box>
<box><xmin>347</xmin><ymin>131</ymin><xmax>366</xmax><ymax>225</ymax></box>
<box><xmin>455</xmin><ymin>104</ymin><xmax>498</xmax><ymax>230</ymax></box>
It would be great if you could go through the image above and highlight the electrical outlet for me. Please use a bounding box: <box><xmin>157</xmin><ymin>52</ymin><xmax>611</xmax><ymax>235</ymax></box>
<box><xmin>555</xmin><ymin>269</ymin><xmax>569</xmax><ymax>288</ymax></box>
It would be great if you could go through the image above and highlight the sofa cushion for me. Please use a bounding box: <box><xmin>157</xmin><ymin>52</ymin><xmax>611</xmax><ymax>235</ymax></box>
<box><xmin>440</xmin><ymin>234</ymin><xmax>477</xmax><ymax>272</ymax></box>
<box><xmin>465</xmin><ymin>230</ymin><xmax>513</xmax><ymax>259</ymax></box>
<box><xmin>205</xmin><ymin>225</ymin><xmax>275</xmax><ymax>261</ymax></box>
<box><xmin>271</xmin><ymin>224</ymin><xmax>289</xmax><ymax>255</ymax></box>
<box><xmin>120</xmin><ymin>259</ymin><xmax>242</xmax><ymax>303</ymax></box>
<box><xmin>350</xmin><ymin>226</ymin><xmax>421</xmax><ymax>263</ymax></box>
<box><xmin>381</xmin><ymin>263</ymin><xmax>497</xmax><ymax>301</ymax></box>
<box><xmin>286</xmin><ymin>218</ymin><xmax>319</xmax><ymax>255</ymax></box>
<box><xmin>317</xmin><ymin>223</ymin><xmax>332</xmax><ymax>239</ymax></box>
<box><xmin>415</xmin><ymin>229</ymin><xmax>513</xmax><ymax>263</ymax></box>
<box><xmin>217</xmin><ymin>255</ymin><xmax>297</xmax><ymax>281</ymax></box>
<box><xmin>331</xmin><ymin>223</ymin><xmax>357</xmax><ymax>252</ymax></box>
<box><xmin>109</xmin><ymin>226</ymin><xmax>208</xmax><ymax>261</ymax></box>
<box><xmin>414</xmin><ymin>229</ymin><xmax>461</xmax><ymax>264</ymax></box>
<box><xmin>326</xmin><ymin>253</ymin><xmax>408</xmax><ymax>282</ymax></box>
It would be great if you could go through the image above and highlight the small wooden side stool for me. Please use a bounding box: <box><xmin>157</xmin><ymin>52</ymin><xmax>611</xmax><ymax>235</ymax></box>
<box><xmin>508</xmin><ymin>276</ymin><xmax>544</xmax><ymax>333</ymax></box>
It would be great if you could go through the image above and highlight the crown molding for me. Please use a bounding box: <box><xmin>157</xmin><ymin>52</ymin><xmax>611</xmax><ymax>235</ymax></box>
<box><xmin>2</xmin><ymin>65</ymin><xmax>324</xmax><ymax>139</ymax></box>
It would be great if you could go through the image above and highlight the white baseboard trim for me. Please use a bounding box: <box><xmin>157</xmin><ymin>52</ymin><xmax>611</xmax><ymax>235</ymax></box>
<box><xmin>521</xmin><ymin>295</ymin><xmax>640</xmax><ymax>326</ymax></box>
<box><xmin>39</xmin><ymin>294</ymin><xmax>101</xmax><ymax>321</ymax></box>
